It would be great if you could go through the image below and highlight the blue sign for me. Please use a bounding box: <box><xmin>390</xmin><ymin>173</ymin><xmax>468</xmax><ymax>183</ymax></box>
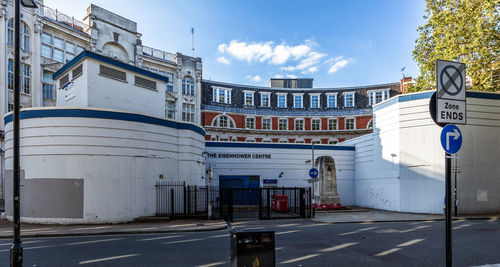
<box><xmin>263</xmin><ymin>179</ymin><xmax>277</xmax><ymax>184</ymax></box>
<box><xmin>440</xmin><ymin>124</ymin><xmax>462</xmax><ymax>154</ymax></box>
<box><xmin>309</xmin><ymin>168</ymin><xmax>319</xmax><ymax>179</ymax></box>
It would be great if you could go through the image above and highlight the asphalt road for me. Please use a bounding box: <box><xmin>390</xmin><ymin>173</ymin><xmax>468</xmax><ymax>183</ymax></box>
<box><xmin>0</xmin><ymin>219</ymin><xmax>498</xmax><ymax>267</ymax></box>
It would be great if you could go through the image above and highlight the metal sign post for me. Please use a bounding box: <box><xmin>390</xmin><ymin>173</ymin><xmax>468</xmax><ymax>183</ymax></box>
<box><xmin>433</xmin><ymin>59</ymin><xmax>467</xmax><ymax>267</ymax></box>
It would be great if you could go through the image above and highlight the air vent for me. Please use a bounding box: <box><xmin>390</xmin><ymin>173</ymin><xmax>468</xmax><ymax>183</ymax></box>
<box><xmin>135</xmin><ymin>75</ymin><xmax>156</xmax><ymax>90</ymax></box>
<box><xmin>72</xmin><ymin>65</ymin><xmax>83</xmax><ymax>80</ymax></box>
<box><xmin>59</xmin><ymin>74</ymin><xmax>69</xmax><ymax>88</ymax></box>
<box><xmin>99</xmin><ymin>65</ymin><xmax>126</xmax><ymax>82</ymax></box>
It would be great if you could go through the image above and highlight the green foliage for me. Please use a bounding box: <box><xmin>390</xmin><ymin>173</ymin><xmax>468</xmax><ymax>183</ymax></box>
<box><xmin>413</xmin><ymin>0</ymin><xmax>500</xmax><ymax>92</ymax></box>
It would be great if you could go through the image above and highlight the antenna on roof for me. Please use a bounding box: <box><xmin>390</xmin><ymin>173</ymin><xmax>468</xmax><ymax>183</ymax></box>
<box><xmin>400</xmin><ymin>66</ymin><xmax>406</xmax><ymax>78</ymax></box>
<box><xmin>191</xmin><ymin>27</ymin><xmax>195</xmax><ymax>57</ymax></box>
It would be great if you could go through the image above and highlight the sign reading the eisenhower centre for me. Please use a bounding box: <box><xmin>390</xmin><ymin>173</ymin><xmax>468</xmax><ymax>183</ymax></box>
<box><xmin>206</xmin><ymin>153</ymin><xmax>271</xmax><ymax>159</ymax></box>
<box><xmin>436</xmin><ymin>60</ymin><xmax>466</xmax><ymax>124</ymax></box>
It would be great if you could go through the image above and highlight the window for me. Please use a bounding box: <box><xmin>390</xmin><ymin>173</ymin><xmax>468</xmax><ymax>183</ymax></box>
<box><xmin>260</xmin><ymin>93</ymin><xmax>270</xmax><ymax>107</ymax></box>
<box><xmin>295</xmin><ymin>119</ymin><xmax>304</xmax><ymax>131</ymax></box>
<box><xmin>344</xmin><ymin>92</ymin><xmax>355</xmax><ymax>107</ymax></box>
<box><xmin>246</xmin><ymin>138</ymin><xmax>255</xmax><ymax>143</ymax></box>
<box><xmin>245</xmin><ymin>117</ymin><xmax>255</xmax><ymax>129</ymax></box>
<box><xmin>182</xmin><ymin>103</ymin><xmax>195</xmax><ymax>122</ymax></box>
<box><xmin>165</xmin><ymin>100</ymin><xmax>175</xmax><ymax>119</ymax></box>
<box><xmin>244</xmin><ymin>91</ymin><xmax>254</xmax><ymax>106</ymax></box>
<box><xmin>7</xmin><ymin>59</ymin><xmax>13</xmax><ymax>90</ymax></box>
<box><xmin>345</xmin><ymin>118</ymin><xmax>356</xmax><ymax>130</ymax></box>
<box><xmin>7</xmin><ymin>19</ymin><xmax>13</xmax><ymax>46</ymax></box>
<box><xmin>43</xmin><ymin>71</ymin><xmax>54</xmax><ymax>100</ymax></box>
<box><xmin>312</xmin><ymin>140</ymin><xmax>321</xmax><ymax>144</ymax></box>
<box><xmin>213</xmin><ymin>87</ymin><xmax>231</xmax><ymax>104</ymax></box>
<box><xmin>7</xmin><ymin>20</ymin><xmax>30</xmax><ymax>51</ymax></box>
<box><xmin>295</xmin><ymin>140</ymin><xmax>305</xmax><ymax>144</ymax></box>
<box><xmin>72</xmin><ymin>65</ymin><xmax>83</xmax><ymax>80</ymax></box>
<box><xmin>328</xmin><ymin>118</ymin><xmax>338</xmax><ymax>130</ymax></box>
<box><xmin>262</xmin><ymin>118</ymin><xmax>271</xmax><ymax>130</ymax></box>
<box><xmin>277</xmin><ymin>94</ymin><xmax>287</xmax><ymax>108</ymax></box>
<box><xmin>278</xmin><ymin>119</ymin><xmax>288</xmax><ymax>130</ymax></box>
<box><xmin>9</xmin><ymin>59</ymin><xmax>31</xmax><ymax>94</ymax></box>
<box><xmin>293</xmin><ymin>94</ymin><xmax>303</xmax><ymax>108</ymax></box>
<box><xmin>310</xmin><ymin>94</ymin><xmax>320</xmax><ymax>108</ymax></box>
<box><xmin>41</xmin><ymin>32</ymin><xmax>79</xmax><ymax>63</ymax></box>
<box><xmin>327</xmin><ymin>94</ymin><xmax>337</xmax><ymax>108</ymax></box>
<box><xmin>367</xmin><ymin>120</ymin><xmax>373</xmax><ymax>129</ymax></box>
<box><xmin>166</xmin><ymin>73</ymin><xmax>174</xmax><ymax>92</ymax></box>
<box><xmin>368</xmin><ymin>89</ymin><xmax>390</xmax><ymax>106</ymax></box>
<box><xmin>182</xmin><ymin>76</ymin><xmax>195</xmax><ymax>95</ymax></box>
<box><xmin>312</xmin><ymin>119</ymin><xmax>321</xmax><ymax>131</ymax></box>
<box><xmin>212</xmin><ymin>115</ymin><xmax>235</xmax><ymax>128</ymax></box>
<box><xmin>329</xmin><ymin>140</ymin><xmax>338</xmax><ymax>145</ymax></box>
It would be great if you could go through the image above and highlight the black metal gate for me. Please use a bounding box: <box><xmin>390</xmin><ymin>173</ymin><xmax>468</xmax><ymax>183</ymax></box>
<box><xmin>220</xmin><ymin>187</ymin><xmax>312</xmax><ymax>221</ymax></box>
<box><xmin>156</xmin><ymin>182</ymin><xmax>313</xmax><ymax>221</ymax></box>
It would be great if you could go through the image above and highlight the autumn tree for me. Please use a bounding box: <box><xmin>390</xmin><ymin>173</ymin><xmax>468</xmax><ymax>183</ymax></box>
<box><xmin>412</xmin><ymin>0</ymin><xmax>499</xmax><ymax>92</ymax></box>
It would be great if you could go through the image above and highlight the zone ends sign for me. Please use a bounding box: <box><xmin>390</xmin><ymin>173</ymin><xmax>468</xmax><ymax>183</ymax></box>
<box><xmin>435</xmin><ymin>60</ymin><xmax>466</xmax><ymax>125</ymax></box>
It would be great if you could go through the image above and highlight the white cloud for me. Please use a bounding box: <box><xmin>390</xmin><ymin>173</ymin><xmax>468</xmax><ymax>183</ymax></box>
<box><xmin>286</xmin><ymin>74</ymin><xmax>298</xmax><ymax>78</ymax></box>
<box><xmin>282</xmin><ymin>51</ymin><xmax>326</xmax><ymax>72</ymax></box>
<box><xmin>327</xmin><ymin>57</ymin><xmax>350</xmax><ymax>74</ymax></box>
<box><xmin>218</xmin><ymin>40</ymin><xmax>314</xmax><ymax>65</ymax></box>
<box><xmin>217</xmin><ymin>56</ymin><xmax>230</xmax><ymax>65</ymax></box>
<box><xmin>246</xmin><ymin>75</ymin><xmax>262</xmax><ymax>82</ymax></box>
<box><xmin>273</xmin><ymin>74</ymin><xmax>284</xmax><ymax>78</ymax></box>
<box><xmin>301</xmin><ymin>66</ymin><xmax>318</xmax><ymax>75</ymax></box>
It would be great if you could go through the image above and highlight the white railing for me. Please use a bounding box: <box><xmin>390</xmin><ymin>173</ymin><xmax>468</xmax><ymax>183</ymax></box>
<box><xmin>41</xmin><ymin>5</ymin><xmax>90</xmax><ymax>32</ymax></box>
<box><xmin>142</xmin><ymin>46</ymin><xmax>175</xmax><ymax>62</ymax></box>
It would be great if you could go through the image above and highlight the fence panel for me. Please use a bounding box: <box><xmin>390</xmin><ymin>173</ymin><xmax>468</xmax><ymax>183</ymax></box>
<box><xmin>156</xmin><ymin>182</ymin><xmax>312</xmax><ymax>221</ymax></box>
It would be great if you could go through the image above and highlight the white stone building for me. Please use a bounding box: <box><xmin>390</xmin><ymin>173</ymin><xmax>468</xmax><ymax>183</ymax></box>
<box><xmin>0</xmin><ymin>1</ymin><xmax>203</xmax><ymax>200</ymax></box>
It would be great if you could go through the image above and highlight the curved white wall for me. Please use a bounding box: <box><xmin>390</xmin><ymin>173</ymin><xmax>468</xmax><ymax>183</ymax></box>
<box><xmin>3</xmin><ymin>107</ymin><xmax>205</xmax><ymax>224</ymax></box>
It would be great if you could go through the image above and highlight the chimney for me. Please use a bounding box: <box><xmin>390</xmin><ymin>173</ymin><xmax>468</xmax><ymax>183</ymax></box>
<box><xmin>400</xmin><ymin>77</ymin><xmax>413</xmax><ymax>94</ymax></box>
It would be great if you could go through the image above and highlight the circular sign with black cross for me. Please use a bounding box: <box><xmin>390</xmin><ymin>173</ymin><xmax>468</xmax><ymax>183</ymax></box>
<box><xmin>436</xmin><ymin>60</ymin><xmax>466</xmax><ymax>101</ymax></box>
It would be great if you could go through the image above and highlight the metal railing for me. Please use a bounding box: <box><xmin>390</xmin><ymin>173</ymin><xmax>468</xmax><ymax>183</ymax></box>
<box><xmin>155</xmin><ymin>181</ymin><xmax>313</xmax><ymax>221</ymax></box>
<box><xmin>41</xmin><ymin>4</ymin><xmax>90</xmax><ymax>32</ymax></box>
<box><xmin>142</xmin><ymin>46</ymin><xmax>175</xmax><ymax>62</ymax></box>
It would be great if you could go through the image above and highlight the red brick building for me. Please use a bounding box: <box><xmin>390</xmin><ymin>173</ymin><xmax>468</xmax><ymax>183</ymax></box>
<box><xmin>201</xmin><ymin>78</ymin><xmax>402</xmax><ymax>144</ymax></box>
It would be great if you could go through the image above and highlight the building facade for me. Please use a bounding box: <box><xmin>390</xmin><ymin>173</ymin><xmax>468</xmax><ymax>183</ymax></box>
<box><xmin>0</xmin><ymin>1</ymin><xmax>203</xmax><ymax>199</ymax></box>
<box><xmin>202</xmin><ymin>79</ymin><xmax>401</xmax><ymax>144</ymax></box>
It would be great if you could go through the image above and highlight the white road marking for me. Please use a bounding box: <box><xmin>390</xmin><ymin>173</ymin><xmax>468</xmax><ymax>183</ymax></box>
<box><xmin>275</xmin><ymin>230</ymin><xmax>300</xmax><ymax>235</ymax></box>
<box><xmin>72</xmin><ymin>226</ymin><xmax>114</xmax><ymax>231</ymax></box>
<box><xmin>319</xmin><ymin>242</ymin><xmax>358</xmax><ymax>252</ymax></box>
<box><xmin>163</xmin><ymin>238</ymin><xmax>203</xmax><ymax>244</ymax></box>
<box><xmin>0</xmin><ymin>240</ymin><xmax>43</xmax><ymax>246</ymax></box>
<box><xmin>452</xmin><ymin>224</ymin><xmax>472</xmax><ymax>230</ymax></box>
<box><xmin>137</xmin><ymin>235</ymin><xmax>183</xmax><ymax>241</ymax></box>
<box><xmin>66</xmin><ymin>238</ymin><xmax>122</xmax><ymax>246</ymax></box>
<box><xmin>196</xmin><ymin>261</ymin><xmax>228</xmax><ymax>267</ymax></box>
<box><xmin>338</xmin><ymin>227</ymin><xmax>377</xmax><ymax>236</ymax></box>
<box><xmin>397</xmin><ymin>239</ymin><xmax>424</xmax><ymax>247</ymax></box>
<box><xmin>79</xmin><ymin>253</ymin><xmax>140</xmax><ymax>264</ymax></box>
<box><xmin>208</xmin><ymin>234</ymin><xmax>229</xmax><ymax>238</ymax></box>
<box><xmin>280</xmin><ymin>254</ymin><xmax>320</xmax><ymax>264</ymax></box>
<box><xmin>375</xmin><ymin>248</ymin><xmax>401</xmax><ymax>257</ymax></box>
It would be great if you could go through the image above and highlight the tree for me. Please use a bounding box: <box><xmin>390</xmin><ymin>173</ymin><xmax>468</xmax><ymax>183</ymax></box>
<box><xmin>412</xmin><ymin>0</ymin><xmax>499</xmax><ymax>92</ymax></box>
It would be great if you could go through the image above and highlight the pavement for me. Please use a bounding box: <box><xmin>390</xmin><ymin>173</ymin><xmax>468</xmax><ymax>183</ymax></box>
<box><xmin>0</xmin><ymin>208</ymin><xmax>497</xmax><ymax>239</ymax></box>
<box><xmin>313</xmin><ymin>207</ymin><xmax>500</xmax><ymax>224</ymax></box>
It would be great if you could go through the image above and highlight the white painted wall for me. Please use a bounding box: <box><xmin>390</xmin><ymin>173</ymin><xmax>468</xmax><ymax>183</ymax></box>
<box><xmin>344</xmin><ymin>91</ymin><xmax>500</xmax><ymax>214</ymax></box>
<box><xmin>205</xmin><ymin>143</ymin><xmax>356</xmax><ymax>205</ymax></box>
<box><xmin>3</xmin><ymin>107</ymin><xmax>205</xmax><ymax>223</ymax></box>
<box><xmin>56</xmin><ymin>58</ymin><xmax>166</xmax><ymax>118</ymax></box>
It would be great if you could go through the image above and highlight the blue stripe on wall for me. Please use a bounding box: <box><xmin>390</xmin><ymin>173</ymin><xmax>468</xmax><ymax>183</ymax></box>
<box><xmin>4</xmin><ymin>109</ymin><xmax>205</xmax><ymax>136</ymax></box>
<box><xmin>206</xmin><ymin>141</ymin><xmax>355</xmax><ymax>151</ymax></box>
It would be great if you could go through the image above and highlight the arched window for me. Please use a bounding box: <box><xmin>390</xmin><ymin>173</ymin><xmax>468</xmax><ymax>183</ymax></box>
<box><xmin>182</xmin><ymin>76</ymin><xmax>195</xmax><ymax>95</ymax></box>
<box><xmin>7</xmin><ymin>19</ymin><xmax>13</xmax><ymax>46</ymax></box>
<box><xmin>211</xmin><ymin>115</ymin><xmax>236</xmax><ymax>128</ymax></box>
<box><xmin>367</xmin><ymin>119</ymin><xmax>373</xmax><ymax>129</ymax></box>
<box><xmin>7</xmin><ymin>20</ymin><xmax>31</xmax><ymax>51</ymax></box>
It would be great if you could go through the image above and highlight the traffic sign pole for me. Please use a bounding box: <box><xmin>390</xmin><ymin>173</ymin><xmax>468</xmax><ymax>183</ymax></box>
<box><xmin>445</xmin><ymin>152</ymin><xmax>452</xmax><ymax>267</ymax></box>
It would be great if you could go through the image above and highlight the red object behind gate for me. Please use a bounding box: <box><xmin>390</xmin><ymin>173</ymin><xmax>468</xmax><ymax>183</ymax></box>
<box><xmin>271</xmin><ymin>195</ymin><xmax>288</xmax><ymax>211</ymax></box>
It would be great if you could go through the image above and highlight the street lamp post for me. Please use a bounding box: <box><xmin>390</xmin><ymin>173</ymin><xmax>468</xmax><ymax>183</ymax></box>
<box><xmin>11</xmin><ymin>1</ymin><xmax>37</xmax><ymax>266</ymax></box>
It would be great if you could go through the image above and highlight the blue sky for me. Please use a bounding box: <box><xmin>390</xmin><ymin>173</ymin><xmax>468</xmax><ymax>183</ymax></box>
<box><xmin>44</xmin><ymin>0</ymin><xmax>426</xmax><ymax>87</ymax></box>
